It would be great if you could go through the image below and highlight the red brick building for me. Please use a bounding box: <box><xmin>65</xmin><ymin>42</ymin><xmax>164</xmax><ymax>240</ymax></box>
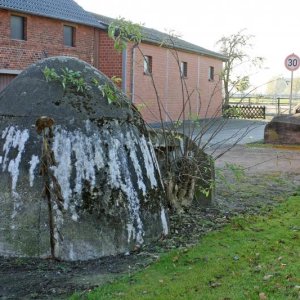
<box><xmin>0</xmin><ymin>0</ymin><xmax>226</xmax><ymax>123</ymax></box>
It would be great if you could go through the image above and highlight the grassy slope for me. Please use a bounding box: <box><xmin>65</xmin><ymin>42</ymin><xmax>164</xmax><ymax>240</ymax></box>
<box><xmin>72</xmin><ymin>196</ymin><xmax>300</xmax><ymax>300</ymax></box>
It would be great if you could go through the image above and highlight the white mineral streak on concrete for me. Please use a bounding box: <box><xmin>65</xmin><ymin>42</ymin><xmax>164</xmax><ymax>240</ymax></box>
<box><xmin>6</xmin><ymin>128</ymin><xmax>29</xmax><ymax>194</ymax></box>
<box><xmin>125</xmin><ymin>131</ymin><xmax>146</xmax><ymax>195</ymax></box>
<box><xmin>105</xmin><ymin>126</ymin><xmax>145</xmax><ymax>244</ymax></box>
<box><xmin>85</xmin><ymin>119</ymin><xmax>91</xmax><ymax>132</ymax></box>
<box><xmin>93</xmin><ymin>138</ymin><xmax>105</xmax><ymax>170</ymax></box>
<box><xmin>1</xmin><ymin>127</ymin><xmax>9</xmax><ymax>139</ymax></box>
<box><xmin>71</xmin><ymin>131</ymin><xmax>96</xmax><ymax>191</ymax></box>
<box><xmin>117</xmin><ymin>136</ymin><xmax>144</xmax><ymax>245</ymax></box>
<box><xmin>51</xmin><ymin>129</ymin><xmax>72</xmax><ymax>209</ymax></box>
<box><xmin>140</xmin><ymin>135</ymin><xmax>157</xmax><ymax>187</ymax></box>
<box><xmin>107</xmin><ymin>135</ymin><xmax>122</xmax><ymax>188</ymax></box>
<box><xmin>127</xmin><ymin>223</ymin><xmax>135</xmax><ymax>244</ymax></box>
<box><xmin>29</xmin><ymin>155</ymin><xmax>39</xmax><ymax>187</ymax></box>
<box><xmin>82</xmin><ymin>135</ymin><xmax>96</xmax><ymax>186</ymax></box>
<box><xmin>2</xmin><ymin>126</ymin><xmax>17</xmax><ymax>171</ymax></box>
<box><xmin>48</xmin><ymin>122</ymin><xmax>160</xmax><ymax>244</ymax></box>
<box><xmin>0</xmin><ymin>126</ymin><xmax>29</xmax><ymax>219</ymax></box>
<box><xmin>71</xmin><ymin>132</ymin><xmax>85</xmax><ymax>194</ymax></box>
<box><xmin>148</xmin><ymin>138</ymin><xmax>164</xmax><ymax>187</ymax></box>
<box><xmin>71</xmin><ymin>212</ymin><xmax>79</xmax><ymax>222</ymax></box>
<box><xmin>160</xmin><ymin>208</ymin><xmax>169</xmax><ymax>235</ymax></box>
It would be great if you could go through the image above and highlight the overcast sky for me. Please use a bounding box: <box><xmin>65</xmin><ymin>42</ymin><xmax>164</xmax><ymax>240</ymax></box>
<box><xmin>75</xmin><ymin>0</ymin><xmax>300</xmax><ymax>91</ymax></box>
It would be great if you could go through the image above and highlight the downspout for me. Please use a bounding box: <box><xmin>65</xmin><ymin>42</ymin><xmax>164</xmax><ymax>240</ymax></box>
<box><xmin>197</xmin><ymin>55</ymin><xmax>200</xmax><ymax>114</ymax></box>
<box><xmin>93</xmin><ymin>28</ymin><xmax>100</xmax><ymax>69</ymax></box>
<box><xmin>165</xmin><ymin>49</ymin><xmax>169</xmax><ymax>122</ymax></box>
<box><xmin>130</xmin><ymin>44</ymin><xmax>138</xmax><ymax>103</ymax></box>
<box><xmin>121</xmin><ymin>48</ymin><xmax>127</xmax><ymax>93</ymax></box>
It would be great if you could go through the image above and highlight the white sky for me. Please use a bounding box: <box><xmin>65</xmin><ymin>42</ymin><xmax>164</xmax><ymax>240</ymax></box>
<box><xmin>75</xmin><ymin>0</ymin><xmax>300</xmax><ymax>92</ymax></box>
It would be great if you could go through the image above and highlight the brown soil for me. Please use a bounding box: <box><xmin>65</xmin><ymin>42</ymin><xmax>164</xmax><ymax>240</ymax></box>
<box><xmin>214</xmin><ymin>144</ymin><xmax>300</xmax><ymax>174</ymax></box>
<box><xmin>1</xmin><ymin>145</ymin><xmax>300</xmax><ymax>300</ymax></box>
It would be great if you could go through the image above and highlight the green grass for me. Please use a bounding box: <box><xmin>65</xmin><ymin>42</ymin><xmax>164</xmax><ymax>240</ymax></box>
<box><xmin>71</xmin><ymin>197</ymin><xmax>300</xmax><ymax>300</ymax></box>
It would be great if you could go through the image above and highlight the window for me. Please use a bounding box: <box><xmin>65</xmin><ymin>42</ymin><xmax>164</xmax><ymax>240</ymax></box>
<box><xmin>209</xmin><ymin>66</ymin><xmax>215</xmax><ymax>81</ymax></box>
<box><xmin>180</xmin><ymin>61</ymin><xmax>188</xmax><ymax>78</ymax></box>
<box><xmin>144</xmin><ymin>55</ymin><xmax>152</xmax><ymax>75</ymax></box>
<box><xmin>10</xmin><ymin>15</ymin><xmax>26</xmax><ymax>40</ymax></box>
<box><xmin>64</xmin><ymin>25</ymin><xmax>75</xmax><ymax>47</ymax></box>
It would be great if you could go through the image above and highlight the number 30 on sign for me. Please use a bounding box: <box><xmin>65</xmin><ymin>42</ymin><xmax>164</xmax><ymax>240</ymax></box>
<box><xmin>285</xmin><ymin>53</ymin><xmax>300</xmax><ymax>71</ymax></box>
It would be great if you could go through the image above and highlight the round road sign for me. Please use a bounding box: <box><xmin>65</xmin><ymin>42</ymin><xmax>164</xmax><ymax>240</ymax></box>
<box><xmin>285</xmin><ymin>53</ymin><xmax>300</xmax><ymax>71</ymax></box>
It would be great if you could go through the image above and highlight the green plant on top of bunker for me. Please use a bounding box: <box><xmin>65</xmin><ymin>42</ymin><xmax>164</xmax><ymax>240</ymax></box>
<box><xmin>43</xmin><ymin>66</ymin><xmax>60</xmax><ymax>82</ymax></box>
<box><xmin>43</xmin><ymin>66</ymin><xmax>89</xmax><ymax>95</ymax></box>
<box><xmin>92</xmin><ymin>76</ymin><xmax>122</xmax><ymax>106</ymax></box>
<box><xmin>43</xmin><ymin>66</ymin><xmax>124</xmax><ymax>105</ymax></box>
<box><xmin>61</xmin><ymin>67</ymin><xmax>88</xmax><ymax>94</ymax></box>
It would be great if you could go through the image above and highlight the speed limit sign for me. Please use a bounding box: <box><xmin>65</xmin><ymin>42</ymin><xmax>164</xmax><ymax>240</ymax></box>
<box><xmin>285</xmin><ymin>53</ymin><xmax>300</xmax><ymax>71</ymax></box>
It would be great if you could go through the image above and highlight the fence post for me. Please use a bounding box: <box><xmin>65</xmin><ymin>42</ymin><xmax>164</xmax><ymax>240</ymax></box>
<box><xmin>277</xmin><ymin>97</ymin><xmax>280</xmax><ymax>115</ymax></box>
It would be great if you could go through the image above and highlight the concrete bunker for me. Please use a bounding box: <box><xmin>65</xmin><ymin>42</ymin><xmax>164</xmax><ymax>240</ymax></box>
<box><xmin>0</xmin><ymin>56</ymin><xmax>168</xmax><ymax>261</ymax></box>
<box><xmin>264</xmin><ymin>114</ymin><xmax>300</xmax><ymax>145</ymax></box>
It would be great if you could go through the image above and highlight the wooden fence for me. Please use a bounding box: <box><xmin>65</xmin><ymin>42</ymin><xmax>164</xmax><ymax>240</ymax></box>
<box><xmin>223</xmin><ymin>105</ymin><xmax>266</xmax><ymax>119</ymax></box>
<box><xmin>229</xmin><ymin>95</ymin><xmax>300</xmax><ymax>116</ymax></box>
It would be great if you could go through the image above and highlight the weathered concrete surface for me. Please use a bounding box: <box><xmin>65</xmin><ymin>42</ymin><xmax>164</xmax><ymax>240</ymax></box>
<box><xmin>264</xmin><ymin>114</ymin><xmax>300</xmax><ymax>144</ymax></box>
<box><xmin>149</xmin><ymin>129</ymin><xmax>214</xmax><ymax>210</ymax></box>
<box><xmin>0</xmin><ymin>56</ymin><xmax>168</xmax><ymax>260</ymax></box>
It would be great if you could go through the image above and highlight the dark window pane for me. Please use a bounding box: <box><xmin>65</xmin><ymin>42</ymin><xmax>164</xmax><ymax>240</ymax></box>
<box><xmin>181</xmin><ymin>61</ymin><xmax>187</xmax><ymax>77</ymax></box>
<box><xmin>144</xmin><ymin>55</ymin><xmax>152</xmax><ymax>74</ymax></box>
<box><xmin>11</xmin><ymin>16</ymin><xmax>25</xmax><ymax>40</ymax></box>
<box><xmin>209</xmin><ymin>66</ymin><xmax>214</xmax><ymax>81</ymax></box>
<box><xmin>64</xmin><ymin>25</ymin><xmax>74</xmax><ymax>47</ymax></box>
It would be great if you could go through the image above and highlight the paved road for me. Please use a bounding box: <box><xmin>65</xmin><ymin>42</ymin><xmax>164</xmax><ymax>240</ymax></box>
<box><xmin>197</xmin><ymin>118</ymin><xmax>268</xmax><ymax>148</ymax></box>
<box><xmin>152</xmin><ymin>118</ymin><xmax>268</xmax><ymax>149</ymax></box>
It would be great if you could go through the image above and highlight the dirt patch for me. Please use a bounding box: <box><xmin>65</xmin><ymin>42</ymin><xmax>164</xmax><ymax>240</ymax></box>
<box><xmin>214</xmin><ymin>144</ymin><xmax>300</xmax><ymax>174</ymax></box>
<box><xmin>1</xmin><ymin>145</ymin><xmax>300</xmax><ymax>300</ymax></box>
<box><xmin>0</xmin><ymin>254</ymin><xmax>151</xmax><ymax>300</ymax></box>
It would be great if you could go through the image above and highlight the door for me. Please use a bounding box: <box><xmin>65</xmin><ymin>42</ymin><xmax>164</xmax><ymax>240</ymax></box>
<box><xmin>0</xmin><ymin>74</ymin><xmax>17</xmax><ymax>92</ymax></box>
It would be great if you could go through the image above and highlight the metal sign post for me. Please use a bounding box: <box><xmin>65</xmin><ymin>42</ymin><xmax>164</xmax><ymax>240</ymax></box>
<box><xmin>289</xmin><ymin>71</ymin><xmax>294</xmax><ymax>114</ymax></box>
<box><xmin>285</xmin><ymin>53</ymin><xmax>300</xmax><ymax>114</ymax></box>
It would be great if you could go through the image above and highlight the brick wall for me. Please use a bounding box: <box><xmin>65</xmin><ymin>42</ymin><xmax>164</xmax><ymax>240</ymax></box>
<box><xmin>98</xmin><ymin>30</ymin><xmax>122</xmax><ymax>80</ymax></box>
<box><xmin>198</xmin><ymin>56</ymin><xmax>223</xmax><ymax>118</ymax></box>
<box><xmin>126</xmin><ymin>42</ymin><xmax>223</xmax><ymax>123</ymax></box>
<box><xmin>0</xmin><ymin>9</ymin><xmax>98</xmax><ymax>71</ymax></box>
<box><xmin>0</xmin><ymin>8</ymin><xmax>223</xmax><ymax>122</ymax></box>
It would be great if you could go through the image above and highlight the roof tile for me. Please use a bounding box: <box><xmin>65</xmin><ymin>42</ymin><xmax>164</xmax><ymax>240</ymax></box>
<box><xmin>93</xmin><ymin>13</ymin><xmax>227</xmax><ymax>61</ymax></box>
<box><xmin>0</xmin><ymin>0</ymin><xmax>105</xmax><ymax>28</ymax></box>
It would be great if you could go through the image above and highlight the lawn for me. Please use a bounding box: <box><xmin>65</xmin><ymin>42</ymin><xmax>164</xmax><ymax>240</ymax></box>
<box><xmin>71</xmin><ymin>196</ymin><xmax>300</xmax><ymax>300</ymax></box>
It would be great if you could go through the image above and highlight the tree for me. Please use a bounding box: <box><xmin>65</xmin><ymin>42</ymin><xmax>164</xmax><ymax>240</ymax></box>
<box><xmin>217</xmin><ymin>29</ymin><xmax>264</xmax><ymax>106</ymax></box>
<box><xmin>290</xmin><ymin>77</ymin><xmax>300</xmax><ymax>95</ymax></box>
<box><xmin>265</xmin><ymin>77</ymin><xmax>288</xmax><ymax>95</ymax></box>
<box><xmin>266</xmin><ymin>77</ymin><xmax>300</xmax><ymax>96</ymax></box>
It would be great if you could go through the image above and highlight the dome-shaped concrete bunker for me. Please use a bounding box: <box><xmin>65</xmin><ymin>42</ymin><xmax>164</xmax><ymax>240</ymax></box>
<box><xmin>0</xmin><ymin>56</ymin><xmax>168</xmax><ymax>260</ymax></box>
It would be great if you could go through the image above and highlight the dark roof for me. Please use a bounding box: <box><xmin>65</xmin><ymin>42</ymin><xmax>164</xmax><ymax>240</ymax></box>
<box><xmin>0</xmin><ymin>0</ymin><xmax>105</xmax><ymax>29</ymax></box>
<box><xmin>93</xmin><ymin>13</ymin><xmax>227</xmax><ymax>61</ymax></box>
